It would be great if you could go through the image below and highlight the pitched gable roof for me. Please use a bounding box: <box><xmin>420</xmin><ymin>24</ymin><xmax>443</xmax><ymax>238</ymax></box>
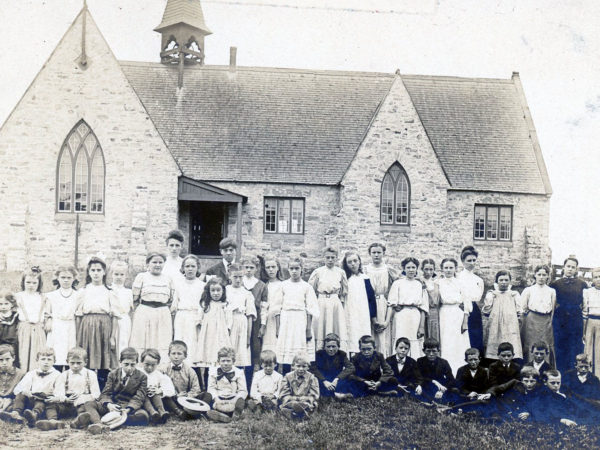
<box><xmin>402</xmin><ymin>74</ymin><xmax>551</xmax><ymax>195</ymax></box>
<box><xmin>120</xmin><ymin>62</ymin><xmax>394</xmax><ymax>185</ymax></box>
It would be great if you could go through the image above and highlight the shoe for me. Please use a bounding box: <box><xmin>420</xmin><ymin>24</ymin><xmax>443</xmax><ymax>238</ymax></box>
<box><xmin>36</xmin><ymin>419</ymin><xmax>67</xmax><ymax>431</ymax></box>
<box><xmin>70</xmin><ymin>412</ymin><xmax>92</xmax><ymax>429</ymax></box>
<box><xmin>206</xmin><ymin>410</ymin><xmax>232</xmax><ymax>423</ymax></box>
<box><xmin>87</xmin><ymin>423</ymin><xmax>109</xmax><ymax>435</ymax></box>
<box><xmin>150</xmin><ymin>412</ymin><xmax>161</xmax><ymax>424</ymax></box>
<box><xmin>334</xmin><ymin>393</ymin><xmax>352</xmax><ymax>401</ymax></box>
<box><xmin>291</xmin><ymin>403</ymin><xmax>306</xmax><ymax>419</ymax></box>
<box><xmin>132</xmin><ymin>410</ymin><xmax>150</xmax><ymax>426</ymax></box>
<box><xmin>0</xmin><ymin>411</ymin><xmax>25</xmax><ymax>424</ymax></box>
<box><xmin>23</xmin><ymin>409</ymin><xmax>38</xmax><ymax>427</ymax></box>
<box><xmin>160</xmin><ymin>412</ymin><xmax>170</xmax><ymax>424</ymax></box>
<box><xmin>379</xmin><ymin>390</ymin><xmax>398</xmax><ymax>397</ymax></box>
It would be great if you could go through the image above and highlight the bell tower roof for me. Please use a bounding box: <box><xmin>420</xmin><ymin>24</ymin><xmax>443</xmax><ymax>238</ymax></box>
<box><xmin>154</xmin><ymin>0</ymin><xmax>212</xmax><ymax>36</ymax></box>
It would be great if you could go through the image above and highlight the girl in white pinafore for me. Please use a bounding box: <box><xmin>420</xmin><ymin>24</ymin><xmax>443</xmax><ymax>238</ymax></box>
<box><xmin>195</xmin><ymin>278</ymin><xmax>231</xmax><ymax>367</ymax></box>
<box><xmin>437</xmin><ymin>258</ymin><xmax>470</xmax><ymax>375</ymax></box>
<box><xmin>309</xmin><ymin>247</ymin><xmax>349</xmax><ymax>351</ymax></box>
<box><xmin>341</xmin><ymin>251</ymin><xmax>376</xmax><ymax>354</ymax></box>
<box><xmin>45</xmin><ymin>266</ymin><xmax>78</xmax><ymax>368</ymax></box>
<box><xmin>172</xmin><ymin>255</ymin><xmax>205</xmax><ymax>365</ymax></box>
<box><xmin>364</xmin><ymin>243</ymin><xmax>398</xmax><ymax>358</ymax></box>
<box><xmin>15</xmin><ymin>268</ymin><xmax>47</xmax><ymax>371</ymax></box>
<box><xmin>275</xmin><ymin>258</ymin><xmax>320</xmax><ymax>365</ymax></box>
<box><xmin>109</xmin><ymin>261</ymin><xmax>134</xmax><ymax>357</ymax></box>
<box><xmin>260</xmin><ymin>257</ymin><xmax>284</xmax><ymax>353</ymax></box>
<box><xmin>225</xmin><ymin>264</ymin><xmax>257</xmax><ymax>368</ymax></box>
<box><xmin>387</xmin><ymin>257</ymin><xmax>428</xmax><ymax>358</ymax></box>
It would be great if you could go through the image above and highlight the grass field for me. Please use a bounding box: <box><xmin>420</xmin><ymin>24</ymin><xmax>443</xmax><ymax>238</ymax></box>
<box><xmin>1</xmin><ymin>396</ymin><xmax>599</xmax><ymax>449</ymax></box>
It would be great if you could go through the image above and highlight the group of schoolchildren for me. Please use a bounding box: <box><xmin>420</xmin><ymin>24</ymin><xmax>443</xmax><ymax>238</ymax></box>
<box><xmin>1</xmin><ymin>229</ymin><xmax>600</xmax><ymax>433</ymax></box>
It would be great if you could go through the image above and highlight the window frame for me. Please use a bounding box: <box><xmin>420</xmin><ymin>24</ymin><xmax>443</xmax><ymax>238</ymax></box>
<box><xmin>263</xmin><ymin>197</ymin><xmax>305</xmax><ymax>235</ymax></box>
<box><xmin>55</xmin><ymin>120</ymin><xmax>106</xmax><ymax>215</ymax></box>
<box><xmin>380</xmin><ymin>162</ymin><xmax>411</xmax><ymax>226</ymax></box>
<box><xmin>473</xmin><ymin>204</ymin><xmax>513</xmax><ymax>242</ymax></box>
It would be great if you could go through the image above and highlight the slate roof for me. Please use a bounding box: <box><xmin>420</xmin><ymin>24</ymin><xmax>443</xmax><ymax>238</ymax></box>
<box><xmin>154</xmin><ymin>0</ymin><xmax>211</xmax><ymax>35</ymax></box>
<box><xmin>402</xmin><ymin>74</ymin><xmax>551</xmax><ymax>195</ymax></box>
<box><xmin>120</xmin><ymin>62</ymin><xmax>394</xmax><ymax>185</ymax></box>
<box><xmin>120</xmin><ymin>62</ymin><xmax>550</xmax><ymax>194</ymax></box>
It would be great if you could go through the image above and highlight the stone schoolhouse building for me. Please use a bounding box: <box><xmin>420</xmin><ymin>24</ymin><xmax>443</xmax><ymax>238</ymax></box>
<box><xmin>0</xmin><ymin>1</ymin><xmax>552</xmax><ymax>284</ymax></box>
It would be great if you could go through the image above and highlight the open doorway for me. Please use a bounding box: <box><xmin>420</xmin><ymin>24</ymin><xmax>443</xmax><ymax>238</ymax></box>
<box><xmin>190</xmin><ymin>202</ymin><xmax>226</xmax><ymax>256</ymax></box>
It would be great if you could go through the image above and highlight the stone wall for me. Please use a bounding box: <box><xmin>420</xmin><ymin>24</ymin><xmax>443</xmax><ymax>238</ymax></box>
<box><xmin>0</xmin><ymin>11</ymin><xmax>180</xmax><ymax>276</ymax></box>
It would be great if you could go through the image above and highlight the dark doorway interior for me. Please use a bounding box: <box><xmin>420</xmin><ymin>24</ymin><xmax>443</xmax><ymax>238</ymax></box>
<box><xmin>190</xmin><ymin>202</ymin><xmax>226</xmax><ymax>256</ymax></box>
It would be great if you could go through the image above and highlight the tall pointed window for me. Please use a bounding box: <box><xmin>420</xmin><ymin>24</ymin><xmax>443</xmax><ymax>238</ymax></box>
<box><xmin>380</xmin><ymin>163</ymin><xmax>410</xmax><ymax>225</ymax></box>
<box><xmin>56</xmin><ymin>121</ymin><xmax>105</xmax><ymax>214</ymax></box>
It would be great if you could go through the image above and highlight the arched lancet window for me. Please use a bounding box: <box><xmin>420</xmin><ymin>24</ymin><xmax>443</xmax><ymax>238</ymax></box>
<box><xmin>380</xmin><ymin>163</ymin><xmax>410</xmax><ymax>225</ymax></box>
<box><xmin>56</xmin><ymin>120</ymin><xmax>105</xmax><ymax>214</ymax></box>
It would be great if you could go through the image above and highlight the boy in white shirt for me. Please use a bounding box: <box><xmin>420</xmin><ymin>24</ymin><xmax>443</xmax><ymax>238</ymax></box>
<box><xmin>248</xmin><ymin>350</ymin><xmax>282</xmax><ymax>412</ymax></box>
<box><xmin>140</xmin><ymin>348</ymin><xmax>175</xmax><ymax>423</ymax></box>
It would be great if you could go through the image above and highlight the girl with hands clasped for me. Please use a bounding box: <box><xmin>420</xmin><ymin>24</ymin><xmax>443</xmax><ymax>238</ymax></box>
<box><xmin>225</xmin><ymin>264</ymin><xmax>256</xmax><ymax>368</ymax></box>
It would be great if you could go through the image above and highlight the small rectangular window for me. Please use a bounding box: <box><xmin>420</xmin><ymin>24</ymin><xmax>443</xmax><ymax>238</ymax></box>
<box><xmin>474</xmin><ymin>204</ymin><xmax>513</xmax><ymax>241</ymax></box>
<box><xmin>264</xmin><ymin>197</ymin><xmax>305</xmax><ymax>234</ymax></box>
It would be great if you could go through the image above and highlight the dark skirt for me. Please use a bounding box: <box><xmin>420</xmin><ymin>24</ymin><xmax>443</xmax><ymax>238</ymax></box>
<box><xmin>468</xmin><ymin>302</ymin><xmax>484</xmax><ymax>353</ymax></box>
<box><xmin>77</xmin><ymin>314</ymin><xmax>117</xmax><ymax>370</ymax></box>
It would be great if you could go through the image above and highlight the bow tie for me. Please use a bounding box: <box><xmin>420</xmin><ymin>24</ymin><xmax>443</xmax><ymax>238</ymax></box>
<box><xmin>397</xmin><ymin>358</ymin><xmax>405</xmax><ymax>364</ymax></box>
<box><xmin>0</xmin><ymin>368</ymin><xmax>15</xmax><ymax>376</ymax></box>
<box><xmin>37</xmin><ymin>371</ymin><xmax>51</xmax><ymax>378</ymax></box>
<box><xmin>217</xmin><ymin>368</ymin><xmax>235</xmax><ymax>382</ymax></box>
<box><xmin>564</xmin><ymin>277</ymin><xmax>575</xmax><ymax>284</ymax></box>
<box><xmin>172</xmin><ymin>365</ymin><xmax>182</xmax><ymax>371</ymax></box>
<box><xmin>296</xmin><ymin>374</ymin><xmax>305</xmax><ymax>381</ymax></box>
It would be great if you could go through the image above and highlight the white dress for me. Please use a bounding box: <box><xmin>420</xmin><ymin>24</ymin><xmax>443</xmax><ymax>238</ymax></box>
<box><xmin>45</xmin><ymin>289</ymin><xmax>77</xmax><ymax>366</ymax></box>
<box><xmin>275</xmin><ymin>279</ymin><xmax>320</xmax><ymax>364</ymax></box>
<box><xmin>261</xmin><ymin>280</ymin><xmax>284</xmax><ymax>353</ymax></box>
<box><xmin>364</xmin><ymin>264</ymin><xmax>395</xmax><ymax>357</ymax></box>
<box><xmin>437</xmin><ymin>277</ymin><xmax>470</xmax><ymax>375</ymax></box>
<box><xmin>195</xmin><ymin>300</ymin><xmax>231</xmax><ymax>367</ymax></box>
<box><xmin>387</xmin><ymin>278</ymin><xmax>428</xmax><ymax>358</ymax></box>
<box><xmin>309</xmin><ymin>266</ymin><xmax>349</xmax><ymax>351</ymax></box>
<box><xmin>110</xmin><ymin>285</ymin><xmax>134</xmax><ymax>356</ymax></box>
<box><xmin>345</xmin><ymin>274</ymin><xmax>374</xmax><ymax>353</ymax></box>
<box><xmin>225</xmin><ymin>286</ymin><xmax>257</xmax><ymax>367</ymax></box>
<box><xmin>173</xmin><ymin>277</ymin><xmax>205</xmax><ymax>365</ymax></box>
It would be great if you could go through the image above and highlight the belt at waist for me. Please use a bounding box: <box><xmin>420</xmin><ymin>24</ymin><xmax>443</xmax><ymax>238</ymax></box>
<box><xmin>317</xmin><ymin>292</ymin><xmax>339</xmax><ymax>298</ymax></box>
<box><xmin>528</xmin><ymin>310</ymin><xmax>551</xmax><ymax>316</ymax></box>
<box><xmin>141</xmin><ymin>300</ymin><xmax>169</xmax><ymax>308</ymax></box>
<box><xmin>588</xmin><ymin>314</ymin><xmax>600</xmax><ymax>320</ymax></box>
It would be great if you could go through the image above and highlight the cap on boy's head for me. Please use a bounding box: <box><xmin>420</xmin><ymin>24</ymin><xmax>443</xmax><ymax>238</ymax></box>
<box><xmin>141</xmin><ymin>348</ymin><xmax>161</xmax><ymax>363</ymax></box>
<box><xmin>497</xmin><ymin>342</ymin><xmax>514</xmax><ymax>355</ymax></box>
<box><xmin>0</xmin><ymin>344</ymin><xmax>15</xmax><ymax>357</ymax></box>
<box><xmin>531</xmin><ymin>341</ymin><xmax>549</xmax><ymax>352</ymax></box>
<box><xmin>219</xmin><ymin>237</ymin><xmax>237</xmax><ymax>250</ymax></box>
<box><xmin>166</xmin><ymin>229</ymin><xmax>184</xmax><ymax>244</ymax></box>
<box><xmin>37</xmin><ymin>347</ymin><xmax>56</xmax><ymax>361</ymax></box>
<box><xmin>292</xmin><ymin>352</ymin><xmax>310</xmax><ymax>366</ymax></box>
<box><xmin>66</xmin><ymin>347</ymin><xmax>88</xmax><ymax>362</ymax></box>
<box><xmin>120</xmin><ymin>347</ymin><xmax>139</xmax><ymax>362</ymax></box>
<box><xmin>260</xmin><ymin>350</ymin><xmax>277</xmax><ymax>365</ymax></box>
<box><xmin>169</xmin><ymin>340</ymin><xmax>188</xmax><ymax>356</ymax></box>
<box><xmin>358</xmin><ymin>335</ymin><xmax>376</xmax><ymax>348</ymax></box>
<box><xmin>423</xmin><ymin>338</ymin><xmax>440</xmax><ymax>350</ymax></box>
<box><xmin>465</xmin><ymin>348</ymin><xmax>480</xmax><ymax>359</ymax></box>
<box><xmin>520</xmin><ymin>366</ymin><xmax>540</xmax><ymax>380</ymax></box>
<box><xmin>395</xmin><ymin>337</ymin><xmax>411</xmax><ymax>348</ymax></box>
<box><xmin>324</xmin><ymin>333</ymin><xmax>341</xmax><ymax>347</ymax></box>
<box><xmin>217</xmin><ymin>346</ymin><xmax>236</xmax><ymax>360</ymax></box>
<box><xmin>575</xmin><ymin>353</ymin><xmax>591</xmax><ymax>364</ymax></box>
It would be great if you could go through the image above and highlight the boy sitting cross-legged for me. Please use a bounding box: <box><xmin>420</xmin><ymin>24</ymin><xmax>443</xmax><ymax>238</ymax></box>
<box><xmin>345</xmin><ymin>335</ymin><xmax>398</xmax><ymax>398</ymax></box>
<box><xmin>0</xmin><ymin>347</ymin><xmax>60</xmax><ymax>427</ymax></box>
<box><xmin>159</xmin><ymin>340</ymin><xmax>205</xmax><ymax>421</ymax></box>
<box><xmin>416</xmin><ymin>338</ymin><xmax>457</xmax><ymax>404</ymax></box>
<box><xmin>0</xmin><ymin>344</ymin><xmax>25</xmax><ymax>414</ymax></box>
<box><xmin>562</xmin><ymin>353</ymin><xmax>600</xmax><ymax>408</ymax></box>
<box><xmin>385</xmin><ymin>337</ymin><xmax>424</xmax><ymax>397</ymax></box>
<box><xmin>487</xmin><ymin>342</ymin><xmax>521</xmax><ymax>397</ymax></box>
<box><xmin>248</xmin><ymin>350</ymin><xmax>283</xmax><ymax>412</ymax></box>
<box><xmin>279</xmin><ymin>351</ymin><xmax>319</xmax><ymax>419</ymax></box>
<box><xmin>85</xmin><ymin>347</ymin><xmax>149</xmax><ymax>434</ymax></box>
<box><xmin>39</xmin><ymin>347</ymin><xmax>101</xmax><ymax>431</ymax></box>
<box><xmin>205</xmin><ymin>347</ymin><xmax>247</xmax><ymax>423</ymax></box>
<box><xmin>310</xmin><ymin>333</ymin><xmax>354</xmax><ymax>399</ymax></box>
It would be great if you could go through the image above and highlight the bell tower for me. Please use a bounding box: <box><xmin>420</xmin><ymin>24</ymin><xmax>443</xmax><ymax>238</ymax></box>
<box><xmin>154</xmin><ymin>0</ymin><xmax>212</xmax><ymax>87</ymax></box>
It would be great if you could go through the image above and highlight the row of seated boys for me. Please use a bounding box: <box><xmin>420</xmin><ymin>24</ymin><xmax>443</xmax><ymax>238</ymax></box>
<box><xmin>2</xmin><ymin>334</ymin><xmax>600</xmax><ymax>433</ymax></box>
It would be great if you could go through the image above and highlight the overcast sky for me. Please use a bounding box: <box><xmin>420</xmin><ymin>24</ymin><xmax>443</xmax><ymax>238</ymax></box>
<box><xmin>0</xmin><ymin>0</ymin><xmax>598</xmax><ymax>266</ymax></box>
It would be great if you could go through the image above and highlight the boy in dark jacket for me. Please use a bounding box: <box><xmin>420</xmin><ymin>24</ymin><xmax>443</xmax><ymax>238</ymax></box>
<box><xmin>487</xmin><ymin>342</ymin><xmax>521</xmax><ymax>397</ymax></box>
<box><xmin>385</xmin><ymin>337</ymin><xmax>423</xmax><ymax>396</ymax></box>
<box><xmin>345</xmin><ymin>335</ymin><xmax>398</xmax><ymax>397</ymax></box>
<box><xmin>310</xmin><ymin>333</ymin><xmax>354</xmax><ymax>398</ymax></box>
<box><xmin>417</xmin><ymin>338</ymin><xmax>457</xmax><ymax>404</ymax></box>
